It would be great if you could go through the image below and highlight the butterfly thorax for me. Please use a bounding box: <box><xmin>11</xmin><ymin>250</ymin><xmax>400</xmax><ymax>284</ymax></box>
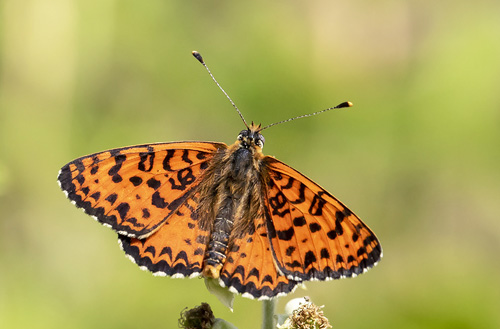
<box><xmin>196</xmin><ymin>124</ymin><xmax>268</xmax><ymax>278</ymax></box>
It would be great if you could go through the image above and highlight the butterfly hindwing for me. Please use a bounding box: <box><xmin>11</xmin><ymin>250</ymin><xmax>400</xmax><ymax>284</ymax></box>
<box><xmin>58</xmin><ymin>142</ymin><xmax>225</xmax><ymax>238</ymax></box>
<box><xmin>263</xmin><ymin>157</ymin><xmax>382</xmax><ymax>281</ymax></box>
<box><xmin>219</xmin><ymin>214</ymin><xmax>299</xmax><ymax>299</ymax></box>
<box><xmin>119</xmin><ymin>193</ymin><xmax>210</xmax><ymax>278</ymax></box>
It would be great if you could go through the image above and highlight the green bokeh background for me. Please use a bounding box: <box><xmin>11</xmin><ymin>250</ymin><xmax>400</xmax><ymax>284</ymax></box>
<box><xmin>1</xmin><ymin>1</ymin><xmax>499</xmax><ymax>328</ymax></box>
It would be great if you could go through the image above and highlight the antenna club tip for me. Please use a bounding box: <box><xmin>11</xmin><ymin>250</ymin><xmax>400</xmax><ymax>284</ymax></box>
<box><xmin>192</xmin><ymin>51</ymin><xmax>204</xmax><ymax>64</ymax></box>
<box><xmin>336</xmin><ymin>101</ymin><xmax>353</xmax><ymax>109</ymax></box>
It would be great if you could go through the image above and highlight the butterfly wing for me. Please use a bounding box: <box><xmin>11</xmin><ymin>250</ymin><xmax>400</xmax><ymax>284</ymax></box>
<box><xmin>58</xmin><ymin>141</ymin><xmax>225</xmax><ymax>238</ymax></box>
<box><xmin>263</xmin><ymin>157</ymin><xmax>382</xmax><ymax>282</ymax></box>
<box><xmin>119</xmin><ymin>192</ymin><xmax>210</xmax><ymax>278</ymax></box>
<box><xmin>219</xmin><ymin>214</ymin><xmax>299</xmax><ymax>299</ymax></box>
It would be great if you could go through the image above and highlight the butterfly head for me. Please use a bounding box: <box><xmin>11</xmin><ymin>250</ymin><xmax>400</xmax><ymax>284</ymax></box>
<box><xmin>237</xmin><ymin>122</ymin><xmax>265</xmax><ymax>150</ymax></box>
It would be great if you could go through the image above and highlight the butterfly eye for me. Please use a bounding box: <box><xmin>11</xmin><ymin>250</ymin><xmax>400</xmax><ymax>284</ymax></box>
<box><xmin>258</xmin><ymin>134</ymin><xmax>265</xmax><ymax>145</ymax></box>
<box><xmin>238</xmin><ymin>130</ymin><xmax>248</xmax><ymax>141</ymax></box>
<box><xmin>256</xmin><ymin>139</ymin><xmax>264</xmax><ymax>148</ymax></box>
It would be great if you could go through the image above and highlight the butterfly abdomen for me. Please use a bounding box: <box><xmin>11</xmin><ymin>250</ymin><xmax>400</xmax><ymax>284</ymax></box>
<box><xmin>203</xmin><ymin>199</ymin><xmax>234</xmax><ymax>278</ymax></box>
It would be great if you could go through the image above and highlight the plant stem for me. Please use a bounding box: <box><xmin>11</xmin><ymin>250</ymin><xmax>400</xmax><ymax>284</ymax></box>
<box><xmin>261</xmin><ymin>299</ymin><xmax>277</xmax><ymax>329</ymax></box>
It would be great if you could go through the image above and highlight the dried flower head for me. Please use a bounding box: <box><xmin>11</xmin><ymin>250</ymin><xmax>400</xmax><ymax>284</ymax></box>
<box><xmin>178</xmin><ymin>303</ymin><xmax>215</xmax><ymax>329</ymax></box>
<box><xmin>278</xmin><ymin>297</ymin><xmax>332</xmax><ymax>329</ymax></box>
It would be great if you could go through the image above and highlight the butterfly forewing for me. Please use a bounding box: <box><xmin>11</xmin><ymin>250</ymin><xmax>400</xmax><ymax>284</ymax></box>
<box><xmin>264</xmin><ymin>158</ymin><xmax>382</xmax><ymax>281</ymax></box>
<box><xmin>58</xmin><ymin>142</ymin><xmax>224</xmax><ymax>238</ymax></box>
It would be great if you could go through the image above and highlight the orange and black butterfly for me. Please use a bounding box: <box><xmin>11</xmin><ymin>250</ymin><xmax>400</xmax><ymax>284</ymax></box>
<box><xmin>58</xmin><ymin>51</ymin><xmax>381</xmax><ymax>299</ymax></box>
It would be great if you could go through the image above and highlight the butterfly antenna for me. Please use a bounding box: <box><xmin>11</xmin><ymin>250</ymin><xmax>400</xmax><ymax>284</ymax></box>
<box><xmin>261</xmin><ymin>101</ymin><xmax>353</xmax><ymax>131</ymax></box>
<box><xmin>192</xmin><ymin>51</ymin><xmax>249</xmax><ymax>129</ymax></box>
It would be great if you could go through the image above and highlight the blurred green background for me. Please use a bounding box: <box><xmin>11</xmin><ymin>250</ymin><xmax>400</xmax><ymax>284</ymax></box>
<box><xmin>1</xmin><ymin>0</ymin><xmax>499</xmax><ymax>328</ymax></box>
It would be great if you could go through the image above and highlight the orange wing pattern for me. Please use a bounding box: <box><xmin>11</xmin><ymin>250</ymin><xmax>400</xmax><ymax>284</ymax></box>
<box><xmin>263</xmin><ymin>157</ymin><xmax>382</xmax><ymax>281</ymax></box>
<box><xmin>58</xmin><ymin>142</ymin><xmax>225</xmax><ymax>238</ymax></box>
<box><xmin>58</xmin><ymin>138</ymin><xmax>381</xmax><ymax>299</ymax></box>
<box><xmin>119</xmin><ymin>193</ymin><xmax>209</xmax><ymax>278</ymax></box>
<box><xmin>219</xmin><ymin>214</ymin><xmax>298</xmax><ymax>299</ymax></box>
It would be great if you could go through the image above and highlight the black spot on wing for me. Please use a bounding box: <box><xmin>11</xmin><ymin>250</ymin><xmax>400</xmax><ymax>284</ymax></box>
<box><xmin>277</xmin><ymin>227</ymin><xmax>294</xmax><ymax>241</ymax></box>
<box><xmin>129</xmin><ymin>176</ymin><xmax>143</xmax><ymax>186</ymax></box>
<box><xmin>363</xmin><ymin>235</ymin><xmax>377</xmax><ymax>246</ymax></box>
<box><xmin>293</xmin><ymin>216</ymin><xmax>306</xmax><ymax>227</ymax></box>
<box><xmin>309</xmin><ymin>193</ymin><xmax>326</xmax><ymax>216</ymax></box>
<box><xmin>147</xmin><ymin>178</ymin><xmax>161</xmax><ymax>189</ymax></box>
<box><xmin>111</xmin><ymin>174</ymin><xmax>123</xmax><ymax>183</ymax></box>
<box><xmin>174</xmin><ymin>251</ymin><xmax>189</xmax><ymax>263</ymax></box>
<box><xmin>327</xmin><ymin>230</ymin><xmax>338</xmax><ymax>240</ymax></box>
<box><xmin>357</xmin><ymin>247</ymin><xmax>367</xmax><ymax>257</ymax></box>
<box><xmin>126</xmin><ymin>217</ymin><xmax>144</xmax><ymax>228</ymax></box>
<box><xmin>285</xmin><ymin>260</ymin><xmax>302</xmax><ymax>268</ymax></box>
<box><xmin>304</xmin><ymin>251</ymin><xmax>317</xmax><ymax>268</ymax></box>
<box><xmin>262</xmin><ymin>275</ymin><xmax>274</xmax><ymax>284</ymax></box>
<box><xmin>151</xmin><ymin>191</ymin><xmax>168</xmax><ymax>209</ymax></box>
<box><xmin>168</xmin><ymin>168</ymin><xmax>195</xmax><ymax>191</ymax></box>
<box><xmin>90</xmin><ymin>166</ymin><xmax>98</xmax><ymax>175</ymax></box>
<box><xmin>90</xmin><ymin>191</ymin><xmax>101</xmax><ymax>201</ymax></box>
<box><xmin>108</xmin><ymin>154</ymin><xmax>126</xmax><ymax>183</ymax></box>
<box><xmin>335</xmin><ymin>210</ymin><xmax>346</xmax><ymax>222</ymax></box>
<box><xmin>145</xmin><ymin>246</ymin><xmax>156</xmax><ymax>257</ymax></box>
<box><xmin>269</xmin><ymin>190</ymin><xmax>290</xmax><ymax>217</ymax></box>
<box><xmin>75</xmin><ymin>174</ymin><xmax>85</xmax><ymax>185</ymax></box>
<box><xmin>162</xmin><ymin>150</ymin><xmax>175</xmax><ymax>171</ymax></box>
<box><xmin>247</xmin><ymin>268</ymin><xmax>260</xmax><ymax>280</ymax></box>
<box><xmin>116</xmin><ymin>202</ymin><xmax>130</xmax><ymax>220</ymax></box>
<box><xmin>182</xmin><ymin>150</ymin><xmax>193</xmax><ymax>165</ymax></box>
<box><xmin>309</xmin><ymin>223</ymin><xmax>321</xmax><ymax>233</ymax></box>
<box><xmin>105</xmin><ymin>193</ymin><xmax>118</xmax><ymax>205</ymax></box>
<box><xmin>281</xmin><ymin>177</ymin><xmax>294</xmax><ymax>189</ymax></box>
<box><xmin>160</xmin><ymin>246</ymin><xmax>172</xmax><ymax>259</ymax></box>
<box><xmin>138</xmin><ymin>152</ymin><xmax>155</xmax><ymax>172</ymax></box>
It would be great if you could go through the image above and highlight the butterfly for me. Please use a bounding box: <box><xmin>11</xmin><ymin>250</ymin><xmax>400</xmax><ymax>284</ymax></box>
<box><xmin>57</xmin><ymin>51</ymin><xmax>382</xmax><ymax>300</ymax></box>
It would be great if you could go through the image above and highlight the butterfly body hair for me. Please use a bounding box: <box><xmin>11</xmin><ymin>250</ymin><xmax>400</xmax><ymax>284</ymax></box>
<box><xmin>196</xmin><ymin>124</ymin><xmax>269</xmax><ymax>278</ymax></box>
